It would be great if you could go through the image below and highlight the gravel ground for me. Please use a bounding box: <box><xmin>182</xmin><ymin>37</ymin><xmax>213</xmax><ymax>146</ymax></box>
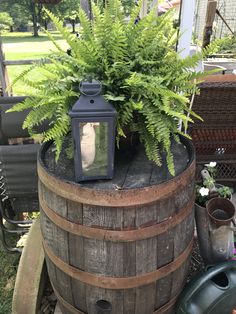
<box><xmin>39</xmin><ymin>277</ymin><xmax>57</xmax><ymax>314</ymax></box>
<box><xmin>187</xmin><ymin>239</ymin><xmax>205</xmax><ymax>282</ymax></box>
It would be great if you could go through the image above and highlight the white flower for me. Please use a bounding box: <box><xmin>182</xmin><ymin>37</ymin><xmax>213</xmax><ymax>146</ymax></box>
<box><xmin>205</xmin><ymin>161</ymin><xmax>216</xmax><ymax>168</ymax></box>
<box><xmin>199</xmin><ymin>187</ymin><xmax>209</xmax><ymax>196</ymax></box>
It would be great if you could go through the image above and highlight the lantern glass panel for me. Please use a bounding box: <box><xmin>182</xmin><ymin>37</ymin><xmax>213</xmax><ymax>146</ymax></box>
<box><xmin>79</xmin><ymin>121</ymin><xmax>108</xmax><ymax>177</ymax></box>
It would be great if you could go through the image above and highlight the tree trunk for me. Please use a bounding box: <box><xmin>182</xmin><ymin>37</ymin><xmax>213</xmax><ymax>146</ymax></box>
<box><xmin>72</xmin><ymin>21</ymin><xmax>76</xmax><ymax>33</ymax></box>
<box><xmin>30</xmin><ymin>0</ymin><xmax>39</xmax><ymax>37</ymax></box>
<box><xmin>80</xmin><ymin>0</ymin><xmax>92</xmax><ymax>20</ymax></box>
<box><xmin>44</xmin><ymin>20</ymin><xmax>48</xmax><ymax>30</ymax></box>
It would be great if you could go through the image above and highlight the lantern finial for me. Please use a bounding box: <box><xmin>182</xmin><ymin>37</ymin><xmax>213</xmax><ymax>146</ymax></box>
<box><xmin>79</xmin><ymin>80</ymin><xmax>102</xmax><ymax>97</ymax></box>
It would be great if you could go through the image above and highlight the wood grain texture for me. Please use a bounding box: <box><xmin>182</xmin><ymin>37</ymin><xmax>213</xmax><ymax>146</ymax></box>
<box><xmin>39</xmin><ymin>140</ymin><xmax>195</xmax><ymax>314</ymax></box>
<box><xmin>67</xmin><ymin>200</ymin><xmax>87</xmax><ymax>313</ymax></box>
<box><xmin>43</xmin><ymin>139</ymin><xmax>191</xmax><ymax>190</ymax></box>
<box><xmin>202</xmin><ymin>1</ymin><xmax>217</xmax><ymax>48</ymax></box>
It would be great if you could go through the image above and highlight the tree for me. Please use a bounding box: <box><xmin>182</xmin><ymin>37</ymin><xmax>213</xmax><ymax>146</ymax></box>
<box><xmin>0</xmin><ymin>0</ymin><xmax>80</xmax><ymax>36</ymax></box>
<box><xmin>0</xmin><ymin>3</ymin><xmax>28</xmax><ymax>31</ymax></box>
<box><xmin>65</xmin><ymin>10</ymin><xmax>80</xmax><ymax>33</ymax></box>
<box><xmin>0</xmin><ymin>0</ymin><xmax>43</xmax><ymax>36</ymax></box>
<box><xmin>0</xmin><ymin>12</ymin><xmax>13</xmax><ymax>32</ymax></box>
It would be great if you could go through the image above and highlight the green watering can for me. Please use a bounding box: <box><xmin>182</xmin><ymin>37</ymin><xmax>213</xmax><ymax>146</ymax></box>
<box><xmin>176</xmin><ymin>261</ymin><xmax>236</xmax><ymax>314</ymax></box>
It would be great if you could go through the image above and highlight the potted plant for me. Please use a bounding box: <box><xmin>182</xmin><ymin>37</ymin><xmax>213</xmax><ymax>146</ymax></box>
<box><xmin>8</xmin><ymin>1</ymin><xmax>220</xmax><ymax>175</ymax></box>
<box><xmin>195</xmin><ymin>161</ymin><xmax>234</xmax><ymax>264</ymax></box>
<box><xmin>196</xmin><ymin>162</ymin><xmax>233</xmax><ymax>207</ymax></box>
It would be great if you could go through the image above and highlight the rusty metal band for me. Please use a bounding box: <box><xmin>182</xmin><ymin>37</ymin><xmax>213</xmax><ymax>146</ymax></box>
<box><xmin>153</xmin><ymin>294</ymin><xmax>179</xmax><ymax>314</ymax></box>
<box><xmin>52</xmin><ymin>282</ymin><xmax>179</xmax><ymax>314</ymax></box>
<box><xmin>43</xmin><ymin>238</ymin><xmax>193</xmax><ymax>289</ymax></box>
<box><xmin>52</xmin><ymin>283</ymin><xmax>85</xmax><ymax>314</ymax></box>
<box><xmin>39</xmin><ymin>193</ymin><xmax>194</xmax><ymax>242</ymax></box>
<box><xmin>37</xmin><ymin>156</ymin><xmax>195</xmax><ymax>208</ymax></box>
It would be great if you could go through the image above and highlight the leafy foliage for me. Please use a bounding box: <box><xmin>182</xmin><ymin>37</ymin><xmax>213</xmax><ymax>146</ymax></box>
<box><xmin>0</xmin><ymin>12</ymin><xmax>13</xmax><ymax>31</ymax></box>
<box><xmin>215</xmin><ymin>36</ymin><xmax>236</xmax><ymax>57</ymax></box>
<box><xmin>8</xmin><ymin>0</ymin><xmax>220</xmax><ymax>175</ymax></box>
<box><xmin>196</xmin><ymin>163</ymin><xmax>233</xmax><ymax>207</ymax></box>
<box><xmin>0</xmin><ymin>2</ymin><xmax>28</xmax><ymax>32</ymax></box>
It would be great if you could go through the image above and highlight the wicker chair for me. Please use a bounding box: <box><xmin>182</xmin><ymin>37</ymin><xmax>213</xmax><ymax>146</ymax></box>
<box><xmin>189</xmin><ymin>75</ymin><xmax>236</xmax><ymax>182</ymax></box>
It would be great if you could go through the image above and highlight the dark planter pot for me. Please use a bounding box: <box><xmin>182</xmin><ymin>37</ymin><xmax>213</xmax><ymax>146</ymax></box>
<box><xmin>115</xmin><ymin>130</ymin><xmax>140</xmax><ymax>161</ymax></box>
<box><xmin>176</xmin><ymin>260</ymin><xmax>236</xmax><ymax>314</ymax></box>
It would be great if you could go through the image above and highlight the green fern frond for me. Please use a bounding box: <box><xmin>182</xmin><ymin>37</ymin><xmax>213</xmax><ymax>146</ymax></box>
<box><xmin>79</xmin><ymin>9</ymin><xmax>93</xmax><ymax>41</ymax></box>
<box><xmin>162</xmin><ymin>135</ymin><xmax>174</xmax><ymax>175</ymax></box>
<box><xmin>7</xmin><ymin>97</ymin><xmax>35</xmax><ymax>112</ymax></box>
<box><xmin>91</xmin><ymin>2</ymin><xmax>102</xmax><ymax>22</ymax></box>
<box><xmin>54</xmin><ymin>137</ymin><xmax>64</xmax><ymax>161</ymax></box>
<box><xmin>177</xmin><ymin>130</ymin><xmax>192</xmax><ymax>140</ymax></box>
<box><xmin>45</xmin><ymin>9</ymin><xmax>80</xmax><ymax>57</ymax></box>
<box><xmin>23</xmin><ymin>103</ymin><xmax>56</xmax><ymax>130</ymax></box>
<box><xmin>9</xmin><ymin>1</ymin><xmax>209</xmax><ymax>172</ymax></box>
<box><xmin>139</xmin><ymin>125</ymin><xmax>162</xmax><ymax>166</ymax></box>
<box><xmin>202</xmin><ymin>38</ymin><xmax>224</xmax><ymax>57</ymax></box>
<box><xmin>43</xmin><ymin>114</ymin><xmax>70</xmax><ymax>142</ymax></box>
<box><xmin>7</xmin><ymin>63</ymin><xmax>39</xmax><ymax>91</ymax></box>
<box><xmin>187</xmin><ymin>108</ymin><xmax>203</xmax><ymax>121</ymax></box>
<box><xmin>43</xmin><ymin>28</ymin><xmax>64</xmax><ymax>52</ymax></box>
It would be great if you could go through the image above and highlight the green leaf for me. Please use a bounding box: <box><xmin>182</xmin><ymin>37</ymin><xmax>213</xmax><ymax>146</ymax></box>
<box><xmin>104</xmin><ymin>94</ymin><xmax>125</xmax><ymax>101</ymax></box>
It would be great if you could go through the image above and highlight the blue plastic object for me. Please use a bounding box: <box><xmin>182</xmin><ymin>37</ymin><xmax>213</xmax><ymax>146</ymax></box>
<box><xmin>176</xmin><ymin>260</ymin><xmax>236</xmax><ymax>314</ymax></box>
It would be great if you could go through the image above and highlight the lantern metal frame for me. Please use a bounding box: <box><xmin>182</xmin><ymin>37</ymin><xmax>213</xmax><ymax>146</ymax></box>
<box><xmin>69</xmin><ymin>81</ymin><xmax>117</xmax><ymax>182</ymax></box>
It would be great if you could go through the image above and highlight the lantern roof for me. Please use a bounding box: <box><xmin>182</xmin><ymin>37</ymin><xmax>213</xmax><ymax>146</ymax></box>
<box><xmin>69</xmin><ymin>81</ymin><xmax>117</xmax><ymax>118</ymax></box>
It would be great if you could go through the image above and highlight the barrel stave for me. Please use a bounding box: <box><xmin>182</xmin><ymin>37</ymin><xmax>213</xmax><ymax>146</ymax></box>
<box><xmin>155</xmin><ymin>274</ymin><xmax>173</xmax><ymax>309</ymax></box>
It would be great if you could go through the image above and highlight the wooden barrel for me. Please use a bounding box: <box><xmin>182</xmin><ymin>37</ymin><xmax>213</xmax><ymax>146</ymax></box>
<box><xmin>38</xmin><ymin>138</ymin><xmax>196</xmax><ymax>314</ymax></box>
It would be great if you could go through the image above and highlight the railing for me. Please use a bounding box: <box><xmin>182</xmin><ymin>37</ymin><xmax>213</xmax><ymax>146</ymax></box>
<box><xmin>0</xmin><ymin>39</ymin><xmax>44</xmax><ymax>97</ymax></box>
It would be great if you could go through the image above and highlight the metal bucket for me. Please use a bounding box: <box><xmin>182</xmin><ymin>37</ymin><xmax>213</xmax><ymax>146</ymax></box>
<box><xmin>195</xmin><ymin>198</ymin><xmax>236</xmax><ymax>263</ymax></box>
<box><xmin>207</xmin><ymin>198</ymin><xmax>235</xmax><ymax>227</ymax></box>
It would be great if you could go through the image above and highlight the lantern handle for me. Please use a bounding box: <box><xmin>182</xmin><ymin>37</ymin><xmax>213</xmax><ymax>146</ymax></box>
<box><xmin>79</xmin><ymin>80</ymin><xmax>102</xmax><ymax>96</ymax></box>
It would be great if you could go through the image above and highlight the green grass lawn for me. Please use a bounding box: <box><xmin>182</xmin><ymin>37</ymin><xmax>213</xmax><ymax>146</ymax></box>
<box><xmin>1</xmin><ymin>31</ymin><xmax>68</xmax><ymax>95</ymax></box>
<box><xmin>0</xmin><ymin>239</ymin><xmax>20</xmax><ymax>314</ymax></box>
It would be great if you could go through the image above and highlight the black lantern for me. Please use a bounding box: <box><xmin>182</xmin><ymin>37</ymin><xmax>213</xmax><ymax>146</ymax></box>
<box><xmin>69</xmin><ymin>80</ymin><xmax>117</xmax><ymax>182</ymax></box>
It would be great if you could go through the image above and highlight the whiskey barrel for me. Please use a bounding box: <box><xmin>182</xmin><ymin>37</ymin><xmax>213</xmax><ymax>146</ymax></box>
<box><xmin>38</xmin><ymin>138</ymin><xmax>195</xmax><ymax>314</ymax></box>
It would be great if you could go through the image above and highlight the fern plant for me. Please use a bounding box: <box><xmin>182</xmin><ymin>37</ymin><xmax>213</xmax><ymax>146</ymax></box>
<box><xmin>8</xmin><ymin>0</ymin><xmax>220</xmax><ymax>175</ymax></box>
